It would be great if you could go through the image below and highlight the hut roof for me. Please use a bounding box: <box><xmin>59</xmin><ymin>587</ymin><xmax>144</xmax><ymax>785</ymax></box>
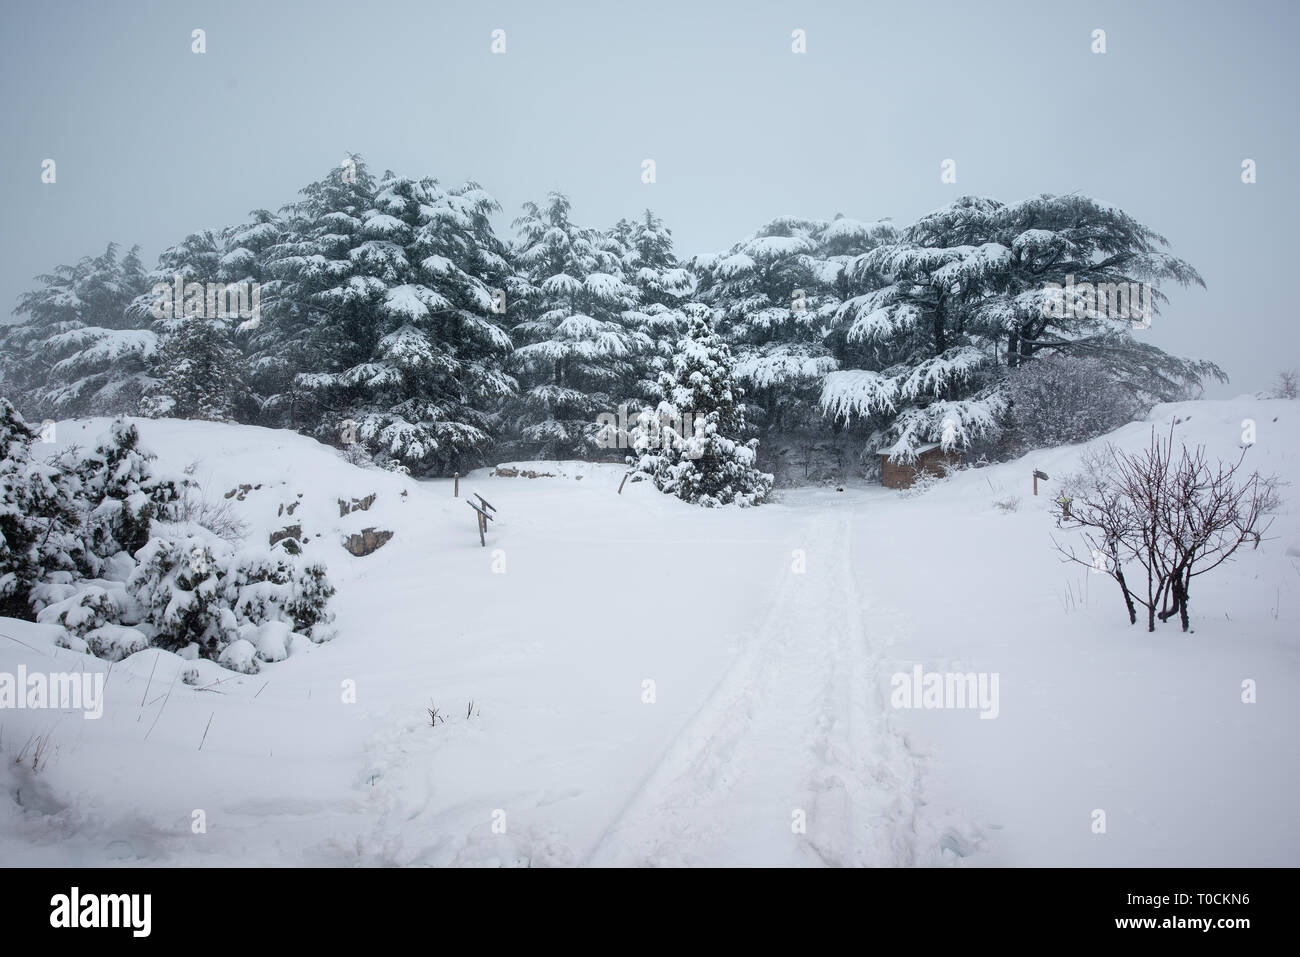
<box><xmin>876</xmin><ymin>442</ymin><xmax>943</xmax><ymax>457</ymax></box>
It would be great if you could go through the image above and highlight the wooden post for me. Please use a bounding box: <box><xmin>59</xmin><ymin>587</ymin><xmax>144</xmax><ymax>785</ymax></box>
<box><xmin>477</xmin><ymin>511</ymin><xmax>485</xmax><ymax>547</ymax></box>
<box><xmin>1033</xmin><ymin>473</ymin><xmax>1038</xmax><ymax>496</ymax></box>
<box><xmin>1032</xmin><ymin>469</ymin><xmax>1049</xmax><ymax>496</ymax></box>
<box><xmin>454</xmin><ymin>472</ymin><xmax>459</xmax><ymax>497</ymax></box>
<box><xmin>618</xmin><ymin>471</ymin><xmax>631</xmax><ymax>494</ymax></box>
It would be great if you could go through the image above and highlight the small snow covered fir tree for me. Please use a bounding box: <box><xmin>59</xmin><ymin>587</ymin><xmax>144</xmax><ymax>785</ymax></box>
<box><xmin>65</xmin><ymin>419</ymin><xmax>180</xmax><ymax>567</ymax></box>
<box><xmin>633</xmin><ymin>307</ymin><xmax>772</xmax><ymax>507</ymax></box>
<box><xmin>0</xmin><ymin>399</ymin><xmax>83</xmax><ymax>617</ymax></box>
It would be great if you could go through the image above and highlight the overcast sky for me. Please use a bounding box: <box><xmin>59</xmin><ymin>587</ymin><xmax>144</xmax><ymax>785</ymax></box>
<box><xmin>2</xmin><ymin>0</ymin><xmax>1296</xmax><ymax>395</ymax></box>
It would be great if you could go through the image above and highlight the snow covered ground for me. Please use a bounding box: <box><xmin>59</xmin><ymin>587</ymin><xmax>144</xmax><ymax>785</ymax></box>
<box><xmin>1</xmin><ymin>398</ymin><xmax>1297</xmax><ymax>866</ymax></box>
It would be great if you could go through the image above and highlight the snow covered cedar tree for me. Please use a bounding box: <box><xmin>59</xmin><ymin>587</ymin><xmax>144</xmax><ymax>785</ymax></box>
<box><xmin>821</xmin><ymin>194</ymin><xmax>1223</xmax><ymax>463</ymax></box>
<box><xmin>634</xmin><ymin>307</ymin><xmax>773</xmax><ymax>507</ymax></box>
<box><xmin>508</xmin><ymin>192</ymin><xmax>649</xmax><ymax>458</ymax></box>
<box><xmin>268</xmin><ymin>163</ymin><xmax>516</xmax><ymax>473</ymax></box>
<box><xmin>1</xmin><ymin>243</ymin><xmax>154</xmax><ymax>420</ymax></box>
<box><xmin>141</xmin><ymin>318</ymin><xmax>249</xmax><ymax>421</ymax></box>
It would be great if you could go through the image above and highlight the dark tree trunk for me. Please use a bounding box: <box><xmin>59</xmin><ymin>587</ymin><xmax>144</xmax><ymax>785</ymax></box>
<box><xmin>1179</xmin><ymin>568</ymin><xmax>1191</xmax><ymax>632</ymax></box>
<box><xmin>1113</xmin><ymin>565</ymin><xmax>1137</xmax><ymax>625</ymax></box>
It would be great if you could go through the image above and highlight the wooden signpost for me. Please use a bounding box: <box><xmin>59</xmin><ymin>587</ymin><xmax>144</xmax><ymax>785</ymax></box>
<box><xmin>454</xmin><ymin>472</ymin><xmax>459</xmax><ymax>497</ymax></box>
<box><xmin>467</xmin><ymin>494</ymin><xmax>496</xmax><ymax>546</ymax></box>
<box><xmin>1033</xmin><ymin>469</ymin><xmax>1049</xmax><ymax>496</ymax></box>
<box><xmin>467</xmin><ymin>500</ymin><xmax>492</xmax><ymax>546</ymax></box>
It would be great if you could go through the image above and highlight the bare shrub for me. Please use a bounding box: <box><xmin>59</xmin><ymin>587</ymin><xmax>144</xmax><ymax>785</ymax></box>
<box><xmin>174</xmin><ymin>463</ymin><xmax>249</xmax><ymax>542</ymax></box>
<box><xmin>1054</xmin><ymin>426</ymin><xmax>1279</xmax><ymax>631</ymax></box>
<box><xmin>1005</xmin><ymin>356</ymin><xmax>1143</xmax><ymax>450</ymax></box>
<box><xmin>341</xmin><ymin>443</ymin><xmax>374</xmax><ymax>469</ymax></box>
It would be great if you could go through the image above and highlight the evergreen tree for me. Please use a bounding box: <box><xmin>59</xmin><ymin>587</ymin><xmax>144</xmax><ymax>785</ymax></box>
<box><xmin>267</xmin><ymin>164</ymin><xmax>515</xmax><ymax>472</ymax></box>
<box><xmin>821</xmin><ymin>194</ymin><xmax>1223</xmax><ymax>461</ymax></box>
<box><xmin>0</xmin><ymin>399</ymin><xmax>82</xmax><ymax>618</ymax></box>
<box><xmin>62</xmin><ymin>419</ymin><xmax>180</xmax><ymax>570</ymax></box>
<box><xmin>508</xmin><ymin>192</ymin><xmax>649</xmax><ymax>458</ymax></box>
<box><xmin>692</xmin><ymin>215</ymin><xmax>896</xmax><ymax>477</ymax></box>
<box><xmin>1</xmin><ymin>244</ymin><xmax>154</xmax><ymax>419</ymax></box>
<box><xmin>615</xmin><ymin>210</ymin><xmax>696</xmax><ymax>404</ymax></box>
<box><xmin>141</xmin><ymin>318</ymin><xmax>248</xmax><ymax>421</ymax></box>
<box><xmin>620</xmin><ymin>209</ymin><xmax>695</xmax><ymax>308</ymax></box>
<box><xmin>633</xmin><ymin>307</ymin><xmax>772</xmax><ymax>507</ymax></box>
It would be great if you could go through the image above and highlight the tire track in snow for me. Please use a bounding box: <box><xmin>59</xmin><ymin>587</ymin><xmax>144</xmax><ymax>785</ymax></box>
<box><xmin>586</xmin><ymin>507</ymin><xmax>968</xmax><ymax>866</ymax></box>
<box><xmin>582</xmin><ymin>511</ymin><xmax>825</xmax><ymax>866</ymax></box>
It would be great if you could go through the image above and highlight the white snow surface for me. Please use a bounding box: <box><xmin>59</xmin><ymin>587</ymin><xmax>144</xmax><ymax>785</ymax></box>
<box><xmin>1</xmin><ymin>401</ymin><xmax>1296</xmax><ymax>866</ymax></box>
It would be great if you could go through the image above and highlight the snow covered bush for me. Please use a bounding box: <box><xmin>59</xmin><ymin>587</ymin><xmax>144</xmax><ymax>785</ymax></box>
<box><xmin>129</xmin><ymin>530</ymin><xmax>238</xmax><ymax>659</ymax></box>
<box><xmin>633</xmin><ymin>308</ymin><xmax>773</xmax><ymax>507</ymax></box>
<box><xmin>0</xmin><ymin>399</ymin><xmax>84</xmax><ymax>618</ymax></box>
<box><xmin>1</xmin><ymin>407</ymin><xmax>334</xmax><ymax>667</ymax></box>
<box><xmin>37</xmin><ymin>583</ymin><xmax>115</xmax><ymax>636</ymax></box>
<box><xmin>228</xmin><ymin>549</ymin><xmax>336</xmax><ymax>641</ymax></box>
<box><xmin>31</xmin><ymin>575</ymin><xmax>151</xmax><ymax>659</ymax></box>
<box><xmin>127</xmin><ymin>524</ymin><xmax>335</xmax><ymax>666</ymax></box>
<box><xmin>1003</xmin><ymin>356</ymin><xmax>1141</xmax><ymax>450</ymax></box>
<box><xmin>39</xmin><ymin>589</ymin><xmax>148</xmax><ymax>661</ymax></box>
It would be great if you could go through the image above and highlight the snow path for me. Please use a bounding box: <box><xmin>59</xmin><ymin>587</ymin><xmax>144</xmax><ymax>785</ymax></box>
<box><xmin>320</xmin><ymin>490</ymin><xmax>974</xmax><ymax>868</ymax></box>
<box><xmin>584</xmin><ymin>507</ymin><xmax>960</xmax><ymax>866</ymax></box>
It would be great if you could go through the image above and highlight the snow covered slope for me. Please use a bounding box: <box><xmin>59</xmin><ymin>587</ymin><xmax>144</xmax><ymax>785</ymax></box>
<box><xmin>1</xmin><ymin>400</ymin><xmax>1296</xmax><ymax>866</ymax></box>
